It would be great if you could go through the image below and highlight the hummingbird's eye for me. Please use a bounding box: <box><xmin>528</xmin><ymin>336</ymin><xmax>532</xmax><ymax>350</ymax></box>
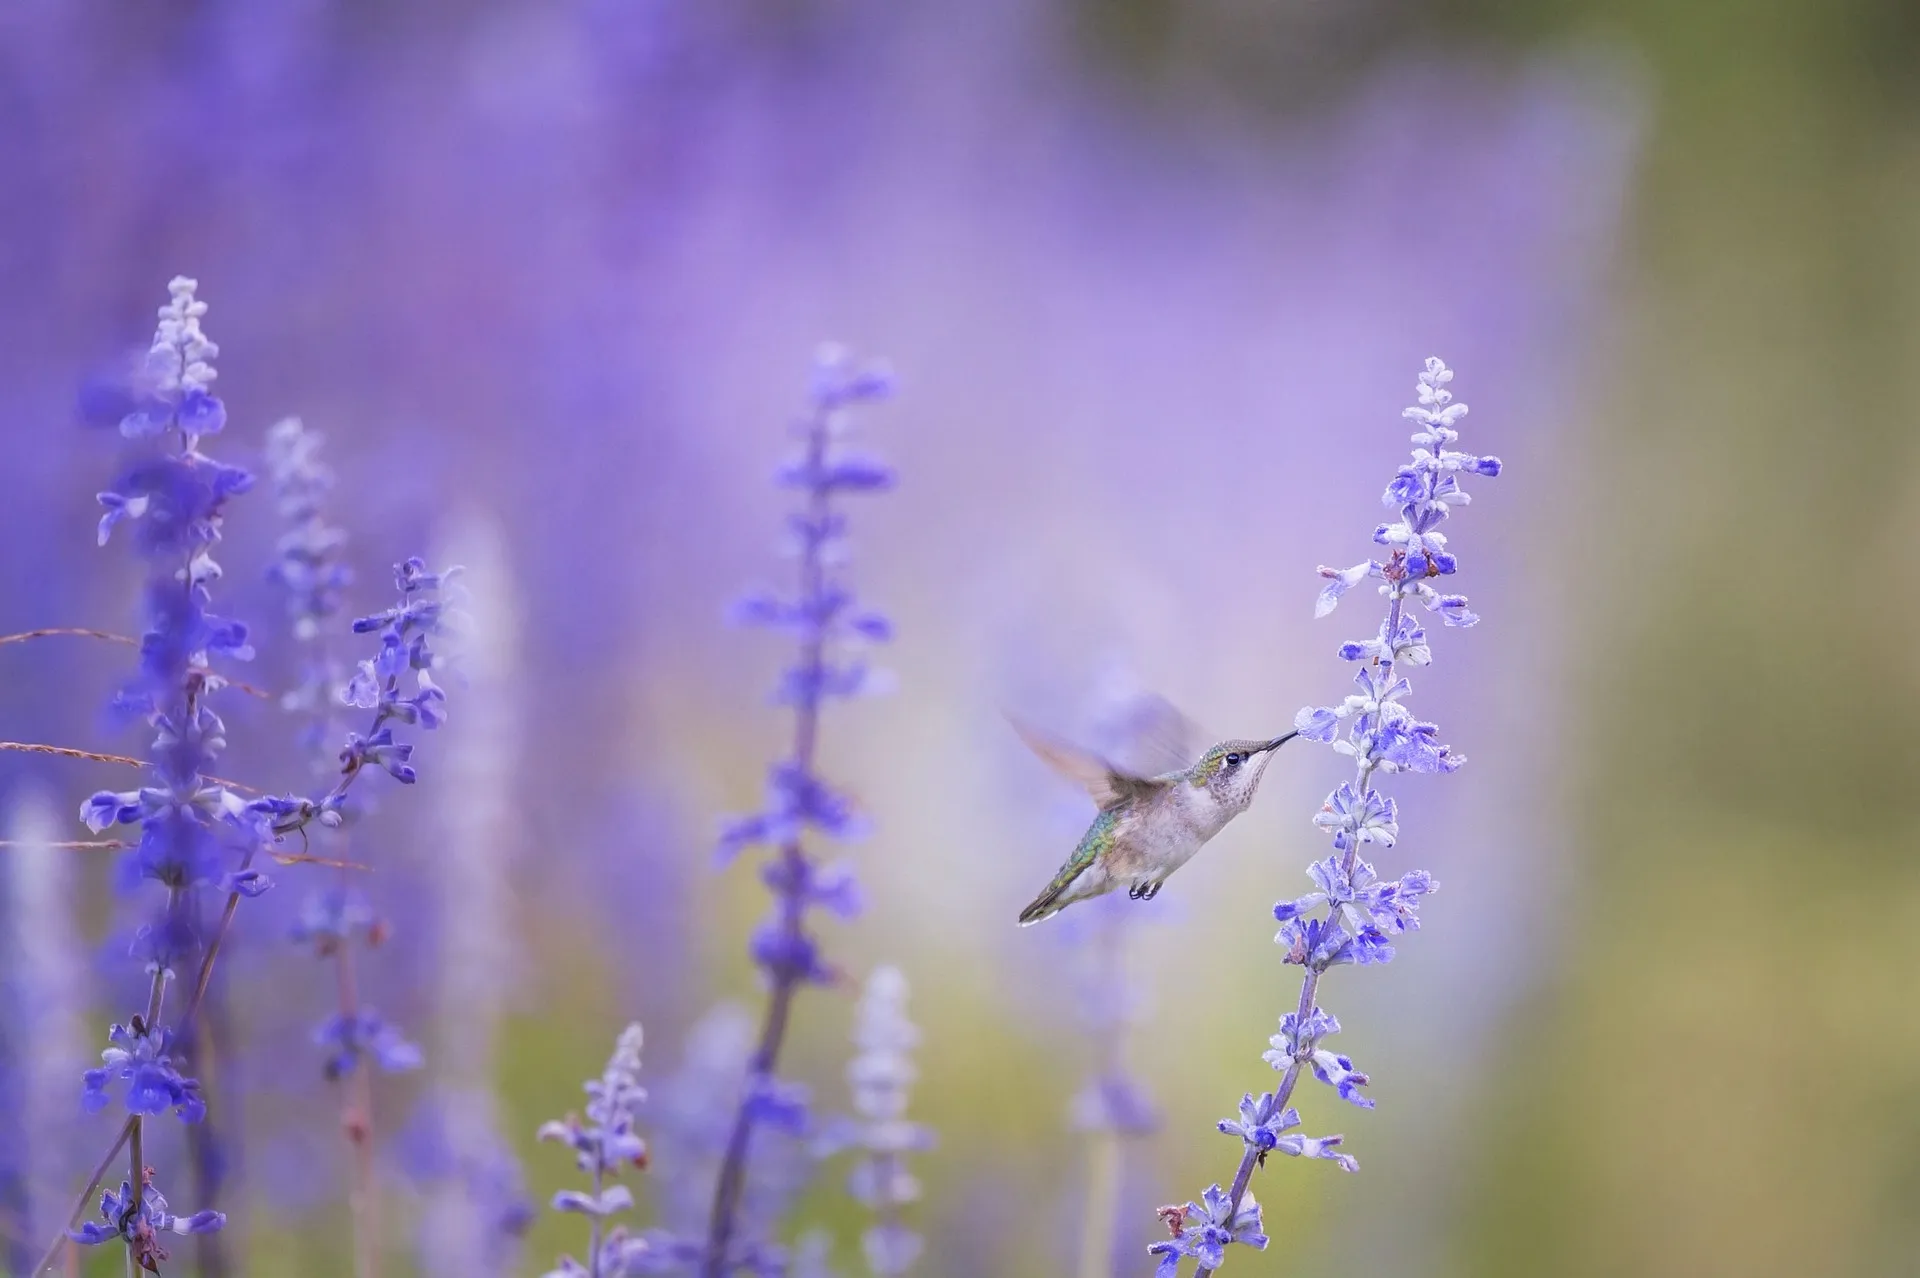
<box><xmin>1225</xmin><ymin>752</ymin><xmax>1244</xmax><ymax>766</ymax></box>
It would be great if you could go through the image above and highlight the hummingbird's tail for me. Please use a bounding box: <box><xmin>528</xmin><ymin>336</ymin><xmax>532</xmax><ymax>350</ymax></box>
<box><xmin>1017</xmin><ymin>887</ymin><xmax>1067</xmax><ymax>927</ymax></box>
<box><xmin>1018</xmin><ymin>863</ymin><xmax>1088</xmax><ymax>926</ymax></box>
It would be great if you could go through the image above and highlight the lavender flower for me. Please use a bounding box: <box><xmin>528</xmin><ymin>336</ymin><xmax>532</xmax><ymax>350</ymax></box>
<box><xmin>78</xmin><ymin>277</ymin><xmax>256</xmax><ymax>1266</ymax></box>
<box><xmin>255</xmin><ymin>555</ymin><xmax>462</xmax><ymax>842</ymax></box>
<box><xmin>540</xmin><ymin>1023</ymin><xmax>653</xmax><ymax>1278</ymax></box>
<box><xmin>1146</xmin><ymin>1187</ymin><xmax>1268</xmax><ymax>1277</ymax></box>
<box><xmin>402</xmin><ymin>1098</ymin><xmax>536</xmax><ymax>1277</ymax></box>
<box><xmin>68</xmin><ymin>1169</ymin><xmax>224</xmax><ymax>1268</ymax></box>
<box><xmin>701</xmin><ymin>344</ymin><xmax>897</xmax><ymax>1275</ymax></box>
<box><xmin>312</xmin><ymin>1009</ymin><xmax>424</xmax><ymax>1078</ymax></box>
<box><xmin>263</xmin><ymin>417</ymin><xmax>353</xmax><ymax>739</ymax></box>
<box><xmin>115</xmin><ymin>276</ymin><xmax>225</xmax><ymax>443</ymax></box>
<box><xmin>264</xmin><ymin>415</ymin><xmax>433</xmax><ymax>1278</ymax></box>
<box><xmin>1163</xmin><ymin>358</ymin><xmax>1501</xmax><ymax>1278</ymax></box>
<box><xmin>820</xmin><ymin>967</ymin><xmax>933</xmax><ymax>1277</ymax></box>
<box><xmin>81</xmin><ymin>1017</ymin><xmax>207</xmax><ymax>1120</ymax></box>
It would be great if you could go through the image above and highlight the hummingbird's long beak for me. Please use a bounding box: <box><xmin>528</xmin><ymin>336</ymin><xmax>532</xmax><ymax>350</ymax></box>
<box><xmin>1259</xmin><ymin>731</ymin><xmax>1298</xmax><ymax>753</ymax></box>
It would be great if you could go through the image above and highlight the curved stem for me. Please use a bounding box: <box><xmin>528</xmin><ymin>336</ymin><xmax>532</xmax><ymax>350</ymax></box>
<box><xmin>702</xmin><ymin>934</ymin><xmax>803</xmax><ymax>1276</ymax></box>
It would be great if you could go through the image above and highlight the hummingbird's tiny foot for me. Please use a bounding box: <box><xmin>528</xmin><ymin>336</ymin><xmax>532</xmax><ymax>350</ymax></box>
<box><xmin>1141</xmin><ymin>881</ymin><xmax>1163</xmax><ymax>901</ymax></box>
<box><xmin>1127</xmin><ymin>883</ymin><xmax>1145</xmax><ymax>900</ymax></box>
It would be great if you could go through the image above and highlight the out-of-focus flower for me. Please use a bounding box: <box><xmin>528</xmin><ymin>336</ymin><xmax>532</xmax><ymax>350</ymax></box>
<box><xmin>311</xmin><ymin>1009</ymin><xmax>423</xmax><ymax>1079</ymax></box>
<box><xmin>417</xmin><ymin>514</ymin><xmax>530</xmax><ymax>1277</ymax></box>
<box><xmin>1</xmin><ymin>789</ymin><xmax>87</xmax><ymax>1261</ymax></box>
<box><xmin>264</xmin><ymin>417</ymin><xmax>351</xmax><ymax>641</ymax></box>
<box><xmin>539</xmin><ymin>1024</ymin><xmax>652</xmax><ymax>1278</ymax></box>
<box><xmin>264</xmin><ymin>417</ymin><xmax>353</xmax><ymax>749</ymax></box>
<box><xmin>700</xmin><ymin>345</ymin><xmax>897</xmax><ymax>1271</ymax></box>
<box><xmin>817</xmin><ymin>967</ymin><xmax>933</xmax><ymax>1276</ymax></box>
<box><xmin>403</xmin><ymin>1095</ymin><xmax>536</xmax><ymax>1277</ymax></box>
<box><xmin>635</xmin><ymin>1006</ymin><xmax>812</xmax><ymax>1277</ymax></box>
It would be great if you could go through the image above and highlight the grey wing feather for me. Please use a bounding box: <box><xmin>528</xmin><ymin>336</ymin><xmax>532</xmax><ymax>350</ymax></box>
<box><xmin>1008</xmin><ymin>717</ymin><xmax>1168</xmax><ymax>809</ymax></box>
<box><xmin>1098</xmin><ymin>692</ymin><xmax>1201</xmax><ymax>778</ymax></box>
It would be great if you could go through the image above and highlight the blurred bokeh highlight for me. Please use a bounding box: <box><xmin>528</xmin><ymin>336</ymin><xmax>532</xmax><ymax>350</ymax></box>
<box><xmin>0</xmin><ymin>0</ymin><xmax>1913</xmax><ymax>1274</ymax></box>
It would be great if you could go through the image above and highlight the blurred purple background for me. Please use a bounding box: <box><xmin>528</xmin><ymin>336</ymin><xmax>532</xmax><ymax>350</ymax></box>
<box><xmin>0</xmin><ymin>2</ymin><xmax>1652</xmax><ymax>1274</ymax></box>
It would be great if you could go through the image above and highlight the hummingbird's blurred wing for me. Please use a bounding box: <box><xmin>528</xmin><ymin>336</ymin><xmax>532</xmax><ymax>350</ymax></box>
<box><xmin>1009</xmin><ymin>717</ymin><xmax>1169</xmax><ymax>810</ymax></box>
<box><xmin>1097</xmin><ymin>692</ymin><xmax>1201</xmax><ymax>779</ymax></box>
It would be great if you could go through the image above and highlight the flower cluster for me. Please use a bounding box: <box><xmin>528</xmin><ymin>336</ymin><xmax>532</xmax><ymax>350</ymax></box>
<box><xmin>1146</xmin><ymin>1187</ymin><xmax>1268</xmax><ymax>1277</ymax></box>
<box><xmin>313</xmin><ymin>1009</ymin><xmax>424</xmax><ymax>1080</ymax></box>
<box><xmin>697</xmin><ymin>346</ymin><xmax>897</xmax><ymax>1272</ymax></box>
<box><xmin>70</xmin><ymin>1169</ymin><xmax>224</xmax><ymax>1270</ymax></box>
<box><xmin>289</xmin><ymin>887</ymin><xmax>384</xmax><ymax>953</ymax></box>
<box><xmin>539</xmin><ymin>1023</ymin><xmax>653</xmax><ymax>1278</ymax></box>
<box><xmin>114</xmin><ymin>276</ymin><xmax>227</xmax><ymax>443</ymax></box>
<box><xmin>80</xmin><ymin>1016</ymin><xmax>206</xmax><ymax>1121</ymax></box>
<box><xmin>340</xmin><ymin>558</ymin><xmax>457</xmax><ymax>774</ymax></box>
<box><xmin>820</xmin><ymin>967</ymin><xmax>933</xmax><ymax>1276</ymax></box>
<box><xmin>289</xmin><ymin>882</ymin><xmax>421</xmax><ymax>1089</ymax></box>
<box><xmin>1159</xmin><ymin>358</ymin><xmax>1501</xmax><ymax>1277</ymax></box>
<box><xmin>255</xmin><ymin>555</ymin><xmax>461</xmax><ymax>840</ymax></box>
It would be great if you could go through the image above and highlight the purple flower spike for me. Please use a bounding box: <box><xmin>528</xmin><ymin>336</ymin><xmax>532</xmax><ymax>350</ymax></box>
<box><xmin>697</xmin><ymin>346</ymin><xmax>900</xmax><ymax>1269</ymax></box>
<box><xmin>74</xmin><ymin>279</ymin><xmax>262</xmax><ymax>1273</ymax></box>
<box><xmin>537</xmin><ymin>1024</ymin><xmax>650</xmax><ymax>1275</ymax></box>
<box><xmin>1165</xmin><ymin>359</ymin><xmax>1501</xmax><ymax>1277</ymax></box>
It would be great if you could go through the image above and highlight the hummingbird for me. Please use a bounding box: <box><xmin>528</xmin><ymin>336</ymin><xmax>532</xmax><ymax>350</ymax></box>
<box><xmin>1014</xmin><ymin>720</ymin><xmax>1298</xmax><ymax>926</ymax></box>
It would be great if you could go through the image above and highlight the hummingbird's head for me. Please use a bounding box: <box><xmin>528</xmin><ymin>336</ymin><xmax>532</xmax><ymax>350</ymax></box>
<box><xmin>1188</xmin><ymin>732</ymin><xmax>1298</xmax><ymax>812</ymax></box>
